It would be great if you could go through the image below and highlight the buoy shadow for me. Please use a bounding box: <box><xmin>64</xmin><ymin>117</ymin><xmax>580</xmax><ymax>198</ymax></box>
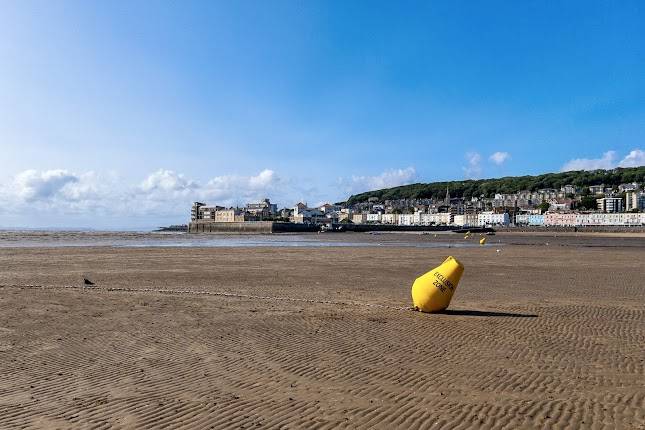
<box><xmin>438</xmin><ymin>309</ymin><xmax>538</xmax><ymax>318</ymax></box>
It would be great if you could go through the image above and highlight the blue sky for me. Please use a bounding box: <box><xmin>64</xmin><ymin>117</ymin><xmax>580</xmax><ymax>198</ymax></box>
<box><xmin>1</xmin><ymin>1</ymin><xmax>644</xmax><ymax>228</ymax></box>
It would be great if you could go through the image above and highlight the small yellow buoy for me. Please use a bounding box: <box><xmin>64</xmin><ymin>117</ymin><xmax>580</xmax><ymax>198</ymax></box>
<box><xmin>479</xmin><ymin>237</ymin><xmax>486</xmax><ymax>245</ymax></box>
<box><xmin>411</xmin><ymin>256</ymin><xmax>464</xmax><ymax>313</ymax></box>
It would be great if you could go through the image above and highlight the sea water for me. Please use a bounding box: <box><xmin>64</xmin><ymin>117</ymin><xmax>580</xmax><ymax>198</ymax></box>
<box><xmin>0</xmin><ymin>230</ymin><xmax>492</xmax><ymax>249</ymax></box>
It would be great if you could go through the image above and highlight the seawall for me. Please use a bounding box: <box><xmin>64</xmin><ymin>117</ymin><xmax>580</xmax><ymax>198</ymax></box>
<box><xmin>188</xmin><ymin>222</ymin><xmax>497</xmax><ymax>234</ymax></box>
<box><xmin>334</xmin><ymin>224</ymin><xmax>458</xmax><ymax>233</ymax></box>
<box><xmin>497</xmin><ymin>225</ymin><xmax>645</xmax><ymax>234</ymax></box>
<box><xmin>188</xmin><ymin>221</ymin><xmax>318</xmax><ymax>234</ymax></box>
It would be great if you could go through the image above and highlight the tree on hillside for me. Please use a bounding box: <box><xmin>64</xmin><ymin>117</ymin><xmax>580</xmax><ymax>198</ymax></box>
<box><xmin>579</xmin><ymin>196</ymin><xmax>598</xmax><ymax>210</ymax></box>
<box><xmin>344</xmin><ymin>166</ymin><xmax>645</xmax><ymax>205</ymax></box>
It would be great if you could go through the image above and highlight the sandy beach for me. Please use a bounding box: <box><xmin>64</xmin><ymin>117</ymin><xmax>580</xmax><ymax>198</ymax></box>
<box><xmin>0</xmin><ymin>232</ymin><xmax>644</xmax><ymax>429</ymax></box>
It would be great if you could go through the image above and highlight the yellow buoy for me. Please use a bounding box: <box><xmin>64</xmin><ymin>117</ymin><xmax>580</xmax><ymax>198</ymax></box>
<box><xmin>411</xmin><ymin>256</ymin><xmax>464</xmax><ymax>313</ymax></box>
<box><xmin>479</xmin><ymin>237</ymin><xmax>486</xmax><ymax>245</ymax></box>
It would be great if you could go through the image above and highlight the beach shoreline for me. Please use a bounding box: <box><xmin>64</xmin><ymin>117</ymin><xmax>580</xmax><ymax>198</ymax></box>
<box><xmin>1</xmin><ymin>234</ymin><xmax>644</xmax><ymax>429</ymax></box>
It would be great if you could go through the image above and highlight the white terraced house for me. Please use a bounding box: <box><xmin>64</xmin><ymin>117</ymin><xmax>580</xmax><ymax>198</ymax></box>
<box><xmin>478</xmin><ymin>212</ymin><xmax>510</xmax><ymax>226</ymax></box>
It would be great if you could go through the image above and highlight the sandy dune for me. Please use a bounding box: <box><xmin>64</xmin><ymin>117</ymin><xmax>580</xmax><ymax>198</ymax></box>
<box><xmin>0</xmin><ymin>234</ymin><xmax>644</xmax><ymax>429</ymax></box>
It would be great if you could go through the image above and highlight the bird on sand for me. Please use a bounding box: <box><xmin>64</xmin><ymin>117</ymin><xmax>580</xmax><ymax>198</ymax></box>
<box><xmin>83</xmin><ymin>278</ymin><xmax>95</xmax><ymax>287</ymax></box>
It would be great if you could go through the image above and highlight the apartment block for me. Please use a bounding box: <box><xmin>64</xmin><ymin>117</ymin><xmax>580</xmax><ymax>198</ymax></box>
<box><xmin>352</xmin><ymin>213</ymin><xmax>368</xmax><ymax>224</ymax></box>
<box><xmin>597</xmin><ymin>197</ymin><xmax>623</xmax><ymax>213</ymax></box>
<box><xmin>626</xmin><ymin>191</ymin><xmax>645</xmax><ymax>211</ymax></box>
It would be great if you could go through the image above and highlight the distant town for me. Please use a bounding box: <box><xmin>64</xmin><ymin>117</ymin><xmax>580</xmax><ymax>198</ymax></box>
<box><xmin>190</xmin><ymin>181</ymin><xmax>645</xmax><ymax>229</ymax></box>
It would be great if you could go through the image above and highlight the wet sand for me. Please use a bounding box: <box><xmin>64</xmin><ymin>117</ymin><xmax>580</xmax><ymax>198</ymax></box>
<box><xmin>0</xmin><ymin>233</ymin><xmax>644</xmax><ymax>429</ymax></box>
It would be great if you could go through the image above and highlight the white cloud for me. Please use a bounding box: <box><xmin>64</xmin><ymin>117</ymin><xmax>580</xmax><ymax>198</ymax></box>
<box><xmin>2</xmin><ymin>170</ymin><xmax>124</xmax><ymax>214</ymax></box>
<box><xmin>248</xmin><ymin>169</ymin><xmax>277</xmax><ymax>189</ymax></box>
<box><xmin>60</xmin><ymin>172</ymin><xmax>102</xmax><ymax>201</ymax></box>
<box><xmin>0</xmin><ymin>168</ymin><xmax>294</xmax><ymax>226</ymax></box>
<box><xmin>140</xmin><ymin>169</ymin><xmax>197</xmax><ymax>193</ymax></box>
<box><xmin>561</xmin><ymin>151</ymin><xmax>617</xmax><ymax>171</ymax></box>
<box><xmin>340</xmin><ymin>167</ymin><xmax>417</xmax><ymax>195</ymax></box>
<box><xmin>618</xmin><ymin>149</ymin><xmax>645</xmax><ymax>167</ymax></box>
<box><xmin>561</xmin><ymin>149</ymin><xmax>644</xmax><ymax>171</ymax></box>
<box><xmin>462</xmin><ymin>152</ymin><xmax>482</xmax><ymax>179</ymax></box>
<box><xmin>489</xmin><ymin>151</ymin><xmax>510</xmax><ymax>165</ymax></box>
<box><xmin>11</xmin><ymin>169</ymin><xmax>80</xmax><ymax>201</ymax></box>
<box><xmin>202</xmin><ymin>169</ymin><xmax>281</xmax><ymax>204</ymax></box>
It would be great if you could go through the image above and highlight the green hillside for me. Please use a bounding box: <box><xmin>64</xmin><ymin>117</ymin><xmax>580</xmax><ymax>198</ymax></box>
<box><xmin>345</xmin><ymin>167</ymin><xmax>645</xmax><ymax>205</ymax></box>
